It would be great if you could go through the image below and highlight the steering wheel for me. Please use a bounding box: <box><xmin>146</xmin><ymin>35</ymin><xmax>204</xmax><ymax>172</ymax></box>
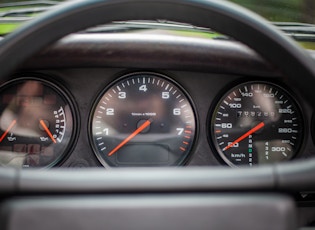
<box><xmin>1</xmin><ymin>1</ymin><xmax>315</xmax><ymax>229</ymax></box>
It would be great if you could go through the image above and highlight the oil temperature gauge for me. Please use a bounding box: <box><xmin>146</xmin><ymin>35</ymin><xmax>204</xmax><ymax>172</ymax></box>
<box><xmin>0</xmin><ymin>78</ymin><xmax>76</xmax><ymax>168</ymax></box>
<box><xmin>211</xmin><ymin>82</ymin><xmax>303</xmax><ymax>166</ymax></box>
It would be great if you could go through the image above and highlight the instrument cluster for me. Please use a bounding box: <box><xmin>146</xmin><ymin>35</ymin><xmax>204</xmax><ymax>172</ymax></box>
<box><xmin>0</xmin><ymin>71</ymin><xmax>310</xmax><ymax>168</ymax></box>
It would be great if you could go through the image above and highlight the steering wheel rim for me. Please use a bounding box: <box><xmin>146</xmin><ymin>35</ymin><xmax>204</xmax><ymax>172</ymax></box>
<box><xmin>0</xmin><ymin>0</ymin><xmax>315</xmax><ymax>192</ymax></box>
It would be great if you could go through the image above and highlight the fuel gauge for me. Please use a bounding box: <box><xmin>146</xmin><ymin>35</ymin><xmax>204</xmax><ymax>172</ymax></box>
<box><xmin>0</xmin><ymin>77</ymin><xmax>76</xmax><ymax>168</ymax></box>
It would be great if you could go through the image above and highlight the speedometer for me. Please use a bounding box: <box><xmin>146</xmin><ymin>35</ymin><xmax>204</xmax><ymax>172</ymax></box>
<box><xmin>89</xmin><ymin>72</ymin><xmax>197</xmax><ymax>167</ymax></box>
<box><xmin>210</xmin><ymin>82</ymin><xmax>303</xmax><ymax>166</ymax></box>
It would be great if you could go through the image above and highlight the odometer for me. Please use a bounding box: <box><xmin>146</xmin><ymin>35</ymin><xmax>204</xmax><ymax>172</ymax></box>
<box><xmin>211</xmin><ymin>82</ymin><xmax>303</xmax><ymax>166</ymax></box>
<box><xmin>90</xmin><ymin>73</ymin><xmax>196</xmax><ymax>167</ymax></box>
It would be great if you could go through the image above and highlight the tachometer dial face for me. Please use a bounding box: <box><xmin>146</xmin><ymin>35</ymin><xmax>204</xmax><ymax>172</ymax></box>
<box><xmin>0</xmin><ymin>78</ymin><xmax>75</xmax><ymax>168</ymax></box>
<box><xmin>211</xmin><ymin>82</ymin><xmax>303</xmax><ymax>166</ymax></box>
<box><xmin>90</xmin><ymin>73</ymin><xmax>196</xmax><ymax>167</ymax></box>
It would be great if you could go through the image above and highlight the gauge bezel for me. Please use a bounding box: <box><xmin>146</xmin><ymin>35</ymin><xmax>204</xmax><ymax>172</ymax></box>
<box><xmin>88</xmin><ymin>71</ymin><xmax>199</xmax><ymax>168</ymax></box>
<box><xmin>0</xmin><ymin>74</ymin><xmax>79</xmax><ymax>168</ymax></box>
<box><xmin>207</xmin><ymin>80</ymin><xmax>305</xmax><ymax>167</ymax></box>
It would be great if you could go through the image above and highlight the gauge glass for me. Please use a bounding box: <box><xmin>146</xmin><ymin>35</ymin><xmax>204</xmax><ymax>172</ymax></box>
<box><xmin>0</xmin><ymin>78</ymin><xmax>75</xmax><ymax>168</ymax></box>
<box><xmin>90</xmin><ymin>73</ymin><xmax>196</xmax><ymax>167</ymax></box>
<box><xmin>211</xmin><ymin>82</ymin><xmax>303</xmax><ymax>166</ymax></box>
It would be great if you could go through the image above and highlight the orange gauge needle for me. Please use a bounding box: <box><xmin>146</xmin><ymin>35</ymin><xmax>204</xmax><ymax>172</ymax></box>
<box><xmin>108</xmin><ymin>119</ymin><xmax>152</xmax><ymax>156</ymax></box>
<box><xmin>223</xmin><ymin>122</ymin><xmax>265</xmax><ymax>151</ymax></box>
<box><xmin>0</xmin><ymin>119</ymin><xmax>17</xmax><ymax>142</ymax></box>
<box><xmin>40</xmin><ymin>119</ymin><xmax>57</xmax><ymax>144</ymax></box>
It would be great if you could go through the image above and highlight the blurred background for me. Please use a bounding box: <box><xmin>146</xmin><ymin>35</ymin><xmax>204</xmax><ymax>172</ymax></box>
<box><xmin>0</xmin><ymin>0</ymin><xmax>313</xmax><ymax>49</ymax></box>
<box><xmin>0</xmin><ymin>0</ymin><xmax>314</xmax><ymax>23</ymax></box>
<box><xmin>231</xmin><ymin>0</ymin><xmax>315</xmax><ymax>24</ymax></box>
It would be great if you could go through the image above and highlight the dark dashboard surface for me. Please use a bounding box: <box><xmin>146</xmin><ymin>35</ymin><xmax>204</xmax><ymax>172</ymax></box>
<box><xmin>2</xmin><ymin>31</ymin><xmax>315</xmax><ymax>229</ymax></box>
<box><xmin>4</xmin><ymin>32</ymin><xmax>314</xmax><ymax>169</ymax></box>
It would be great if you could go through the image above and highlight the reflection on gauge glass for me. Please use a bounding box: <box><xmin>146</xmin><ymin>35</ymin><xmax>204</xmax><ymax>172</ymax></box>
<box><xmin>211</xmin><ymin>82</ymin><xmax>303</xmax><ymax>167</ymax></box>
<box><xmin>0</xmin><ymin>78</ymin><xmax>75</xmax><ymax>168</ymax></box>
<box><xmin>90</xmin><ymin>72</ymin><xmax>196</xmax><ymax>167</ymax></box>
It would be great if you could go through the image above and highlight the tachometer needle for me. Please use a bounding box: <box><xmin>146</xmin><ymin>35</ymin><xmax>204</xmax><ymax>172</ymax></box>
<box><xmin>40</xmin><ymin>119</ymin><xmax>57</xmax><ymax>144</ymax></box>
<box><xmin>0</xmin><ymin>120</ymin><xmax>17</xmax><ymax>142</ymax></box>
<box><xmin>108</xmin><ymin>119</ymin><xmax>152</xmax><ymax>156</ymax></box>
<box><xmin>222</xmin><ymin>122</ymin><xmax>265</xmax><ymax>151</ymax></box>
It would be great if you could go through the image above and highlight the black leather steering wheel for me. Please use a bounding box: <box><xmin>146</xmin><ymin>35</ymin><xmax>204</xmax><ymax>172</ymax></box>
<box><xmin>0</xmin><ymin>0</ymin><xmax>315</xmax><ymax>193</ymax></box>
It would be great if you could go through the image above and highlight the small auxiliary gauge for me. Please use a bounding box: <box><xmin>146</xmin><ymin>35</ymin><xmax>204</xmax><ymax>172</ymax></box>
<box><xmin>0</xmin><ymin>78</ymin><xmax>76</xmax><ymax>168</ymax></box>
<box><xmin>211</xmin><ymin>82</ymin><xmax>303</xmax><ymax>166</ymax></box>
<box><xmin>89</xmin><ymin>72</ymin><xmax>197</xmax><ymax>167</ymax></box>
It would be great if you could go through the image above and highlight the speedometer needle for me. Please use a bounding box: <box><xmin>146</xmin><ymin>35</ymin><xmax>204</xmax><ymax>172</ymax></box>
<box><xmin>40</xmin><ymin>119</ymin><xmax>57</xmax><ymax>144</ymax></box>
<box><xmin>222</xmin><ymin>122</ymin><xmax>265</xmax><ymax>151</ymax></box>
<box><xmin>108</xmin><ymin>119</ymin><xmax>152</xmax><ymax>156</ymax></box>
<box><xmin>0</xmin><ymin>120</ymin><xmax>17</xmax><ymax>142</ymax></box>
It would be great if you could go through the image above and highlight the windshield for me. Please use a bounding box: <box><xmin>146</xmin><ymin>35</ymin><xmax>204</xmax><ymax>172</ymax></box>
<box><xmin>0</xmin><ymin>0</ymin><xmax>314</xmax><ymax>49</ymax></box>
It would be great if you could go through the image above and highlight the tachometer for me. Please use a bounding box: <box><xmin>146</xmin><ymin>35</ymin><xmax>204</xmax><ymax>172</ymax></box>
<box><xmin>210</xmin><ymin>82</ymin><xmax>303</xmax><ymax>166</ymax></box>
<box><xmin>89</xmin><ymin>72</ymin><xmax>197</xmax><ymax>167</ymax></box>
<box><xmin>0</xmin><ymin>77</ymin><xmax>76</xmax><ymax>168</ymax></box>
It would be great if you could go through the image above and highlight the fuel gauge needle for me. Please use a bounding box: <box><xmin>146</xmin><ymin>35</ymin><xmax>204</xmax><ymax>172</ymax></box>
<box><xmin>108</xmin><ymin>119</ymin><xmax>152</xmax><ymax>156</ymax></box>
<box><xmin>223</xmin><ymin>122</ymin><xmax>265</xmax><ymax>151</ymax></box>
<box><xmin>40</xmin><ymin>119</ymin><xmax>57</xmax><ymax>144</ymax></box>
<box><xmin>0</xmin><ymin>120</ymin><xmax>17</xmax><ymax>142</ymax></box>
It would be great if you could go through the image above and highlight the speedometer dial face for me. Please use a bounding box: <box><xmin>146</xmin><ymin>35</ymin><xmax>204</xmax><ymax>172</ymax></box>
<box><xmin>90</xmin><ymin>73</ymin><xmax>196</xmax><ymax>167</ymax></box>
<box><xmin>211</xmin><ymin>82</ymin><xmax>303</xmax><ymax>166</ymax></box>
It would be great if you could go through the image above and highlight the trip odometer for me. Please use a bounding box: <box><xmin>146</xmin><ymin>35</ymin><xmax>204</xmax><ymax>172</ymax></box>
<box><xmin>90</xmin><ymin>73</ymin><xmax>196</xmax><ymax>167</ymax></box>
<box><xmin>211</xmin><ymin>82</ymin><xmax>303</xmax><ymax>166</ymax></box>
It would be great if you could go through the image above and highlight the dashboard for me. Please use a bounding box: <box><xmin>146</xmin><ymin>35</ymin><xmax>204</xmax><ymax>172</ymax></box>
<box><xmin>1</xmin><ymin>33</ymin><xmax>314</xmax><ymax>169</ymax></box>
<box><xmin>2</xmin><ymin>1</ymin><xmax>315</xmax><ymax>230</ymax></box>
